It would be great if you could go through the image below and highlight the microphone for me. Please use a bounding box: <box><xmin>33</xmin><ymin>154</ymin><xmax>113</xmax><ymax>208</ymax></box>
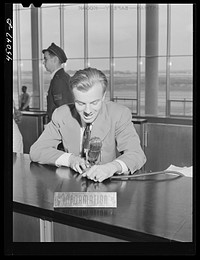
<box><xmin>86</xmin><ymin>137</ymin><xmax>102</xmax><ymax>166</ymax></box>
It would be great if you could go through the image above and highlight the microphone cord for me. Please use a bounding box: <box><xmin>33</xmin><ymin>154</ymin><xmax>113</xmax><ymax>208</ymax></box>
<box><xmin>110</xmin><ymin>170</ymin><xmax>184</xmax><ymax>181</ymax></box>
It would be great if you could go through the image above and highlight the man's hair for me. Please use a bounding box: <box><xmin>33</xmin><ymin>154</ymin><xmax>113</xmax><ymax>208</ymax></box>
<box><xmin>70</xmin><ymin>67</ymin><xmax>108</xmax><ymax>93</ymax></box>
<box><xmin>47</xmin><ymin>50</ymin><xmax>62</xmax><ymax>64</ymax></box>
<box><xmin>22</xmin><ymin>85</ymin><xmax>27</xmax><ymax>92</ymax></box>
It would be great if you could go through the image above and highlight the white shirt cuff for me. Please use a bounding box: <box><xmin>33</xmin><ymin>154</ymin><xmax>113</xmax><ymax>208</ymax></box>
<box><xmin>115</xmin><ymin>159</ymin><xmax>129</xmax><ymax>174</ymax></box>
<box><xmin>55</xmin><ymin>153</ymin><xmax>72</xmax><ymax>167</ymax></box>
<box><xmin>55</xmin><ymin>154</ymin><xmax>129</xmax><ymax>174</ymax></box>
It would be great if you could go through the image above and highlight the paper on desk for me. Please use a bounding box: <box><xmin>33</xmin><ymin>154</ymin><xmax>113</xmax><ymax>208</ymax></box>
<box><xmin>165</xmin><ymin>164</ymin><xmax>193</xmax><ymax>177</ymax></box>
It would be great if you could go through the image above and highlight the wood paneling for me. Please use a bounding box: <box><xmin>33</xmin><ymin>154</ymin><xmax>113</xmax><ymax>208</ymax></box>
<box><xmin>144</xmin><ymin>123</ymin><xmax>192</xmax><ymax>171</ymax></box>
<box><xmin>13</xmin><ymin>212</ymin><xmax>40</xmax><ymax>242</ymax></box>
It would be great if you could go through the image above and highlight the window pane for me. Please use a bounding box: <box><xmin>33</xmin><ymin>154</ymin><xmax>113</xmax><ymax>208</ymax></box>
<box><xmin>88</xmin><ymin>4</ymin><xmax>110</xmax><ymax>57</ymax></box>
<box><xmin>113</xmin><ymin>58</ymin><xmax>137</xmax><ymax>113</ymax></box>
<box><xmin>66</xmin><ymin>59</ymin><xmax>85</xmax><ymax>75</ymax></box>
<box><xmin>42</xmin><ymin>5</ymin><xmax>60</xmax><ymax>49</ymax></box>
<box><xmin>13</xmin><ymin>7</ymin><xmax>18</xmax><ymax>107</ymax></box>
<box><xmin>88</xmin><ymin>58</ymin><xmax>109</xmax><ymax>72</ymax></box>
<box><xmin>114</xmin><ymin>4</ymin><xmax>137</xmax><ymax>57</ymax></box>
<box><xmin>158</xmin><ymin>4</ymin><xmax>167</xmax><ymax>56</ymax></box>
<box><xmin>13</xmin><ymin>61</ymin><xmax>18</xmax><ymax>107</ymax></box>
<box><xmin>158</xmin><ymin>57</ymin><xmax>167</xmax><ymax>116</ymax></box>
<box><xmin>140</xmin><ymin>57</ymin><xmax>145</xmax><ymax>115</ymax></box>
<box><xmin>88</xmin><ymin>58</ymin><xmax>110</xmax><ymax>100</ymax></box>
<box><xmin>141</xmin><ymin>4</ymin><xmax>146</xmax><ymax>56</ymax></box>
<box><xmin>13</xmin><ymin>7</ymin><xmax>17</xmax><ymax>60</ymax></box>
<box><xmin>20</xmin><ymin>60</ymin><xmax>34</xmax><ymax>108</ymax></box>
<box><xmin>19</xmin><ymin>7</ymin><xmax>31</xmax><ymax>59</ymax></box>
<box><xmin>64</xmin><ymin>4</ymin><xmax>84</xmax><ymax>58</ymax></box>
<box><xmin>169</xmin><ymin>57</ymin><xmax>193</xmax><ymax>116</ymax></box>
<box><xmin>171</xmin><ymin>4</ymin><xmax>193</xmax><ymax>55</ymax></box>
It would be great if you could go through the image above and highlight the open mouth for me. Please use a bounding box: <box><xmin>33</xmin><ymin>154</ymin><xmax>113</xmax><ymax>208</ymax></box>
<box><xmin>83</xmin><ymin>112</ymin><xmax>93</xmax><ymax>118</ymax></box>
<box><xmin>84</xmin><ymin>115</ymin><xmax>93</xmax><ymax>121</ymax></box>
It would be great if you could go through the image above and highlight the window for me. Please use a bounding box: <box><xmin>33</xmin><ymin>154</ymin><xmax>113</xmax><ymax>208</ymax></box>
<box><xmin>13</xmin><ymin>4</ymin><xmax>32</xmax><ymax>108</ymax></box>
<box><xmin>13</xmin><ymin>3</ymin><xmax>193</xmax><ymax>118</ymax></box>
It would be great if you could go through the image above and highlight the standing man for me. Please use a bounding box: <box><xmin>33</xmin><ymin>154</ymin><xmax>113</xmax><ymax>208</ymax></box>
<box><xmin>19</xmin><ymin>86</ymin><xmax>30</xmax><ymax>111</ymax></box>
<box><xmin>42</xmin><ymin>42</ymin><xmax>74</xmax><ymax>122</ymax></box>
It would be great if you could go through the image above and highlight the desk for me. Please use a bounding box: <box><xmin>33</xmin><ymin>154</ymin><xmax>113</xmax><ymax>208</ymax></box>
<box><xmin>13</xmin><ymin>153</ymin><xmax>192</xmax><ymax>242</ymax></box>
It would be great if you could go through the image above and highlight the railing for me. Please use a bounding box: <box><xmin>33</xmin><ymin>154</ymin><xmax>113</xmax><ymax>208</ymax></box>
<box><xmin>167</xmin><ymin>99</ymin><xmax>193</xmax><ymax>117</ymax></box>
<box><xmin>113</xmin><ymin>97</ymin><xmax>138</xmax><ymax>115</ymax></box>
<box><xmin>113</xmin><ymin>96</ymin><xmax>192</xmax><ymax>117</ymax></box>
<box><xmin>28</xmin><ymin>96</ymin><xmax>192</xmax><ymax>117</ymax></box>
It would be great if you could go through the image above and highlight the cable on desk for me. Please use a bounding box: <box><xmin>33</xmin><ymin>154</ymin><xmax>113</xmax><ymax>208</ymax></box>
<box><xmin>110</xmin><ymin>170</ymin><xmax>184</xmax><ymax>181</ymax></box>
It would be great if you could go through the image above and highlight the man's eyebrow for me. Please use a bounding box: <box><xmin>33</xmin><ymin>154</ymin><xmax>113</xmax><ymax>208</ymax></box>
<box><xmin>75</xmin><ymin>99</ymin><xmax>100</xmax><ymax>104</ymax></box>
<box><xmin>91</xmin><ymin>99</ymin><xmax>100</xmax><ymax>103</ymax></box>
<box><xmin>75</xmin><ymin>100</ymin><xmax>85</xmax><ymax>104</ymax></box>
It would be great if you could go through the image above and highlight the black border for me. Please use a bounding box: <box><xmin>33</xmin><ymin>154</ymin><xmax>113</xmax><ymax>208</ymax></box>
<box><xmin>4</xmin><ymin>1</ymin><xmax>197</xmax><ymax>256</ymax></box>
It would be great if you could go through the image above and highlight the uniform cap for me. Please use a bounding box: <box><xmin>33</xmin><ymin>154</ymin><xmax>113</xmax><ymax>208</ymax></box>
<box><xmin>42</xmin><ymin>43</ymin><xmax>67</xmax><ymax>63</ymax></box>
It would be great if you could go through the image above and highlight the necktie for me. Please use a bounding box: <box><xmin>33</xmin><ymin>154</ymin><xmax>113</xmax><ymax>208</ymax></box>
<box><xmin>81</xmin><ymin>123</ymin><xmax>91</xmax><ymax>158</ymax></box>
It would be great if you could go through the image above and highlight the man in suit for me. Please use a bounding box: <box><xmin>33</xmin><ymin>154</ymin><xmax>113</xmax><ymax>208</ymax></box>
<box><xmin>42</xmin><ymin>42</ymin><xmax>74</xmax><ymax>122</ymax></box>
<box><xmin>30</xmin><ymin>67</ymin><xmax>146</xmax><ymax>182</ymax></box>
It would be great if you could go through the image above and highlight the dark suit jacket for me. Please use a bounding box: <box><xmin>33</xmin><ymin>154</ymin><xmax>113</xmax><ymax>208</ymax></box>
<box><xmin>30</xmin><ymin>101</ymin><xmax>146</xmax><ymax>173</ymax></box>
<box><xmin>46</xmin><ymin>68</ymin><xmax>74</xmax><ymax>121</ymax></box>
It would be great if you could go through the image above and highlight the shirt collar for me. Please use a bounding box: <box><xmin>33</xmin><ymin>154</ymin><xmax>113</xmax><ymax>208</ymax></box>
<box><xmin>50</xmin><ymin>67</ymin><xmax>62</xmax><ymax>79</ymax></box>
<box><xmin>82</xmin><ymin>122</ymin><xmax>93</xmax><ymax>130</ymax></box>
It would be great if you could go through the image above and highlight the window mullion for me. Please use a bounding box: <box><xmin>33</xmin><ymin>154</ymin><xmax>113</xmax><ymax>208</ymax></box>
<box><xmin>166</xmin><ymin>4</ymin><xmax>171</xmax><ymax>116</ymax></box>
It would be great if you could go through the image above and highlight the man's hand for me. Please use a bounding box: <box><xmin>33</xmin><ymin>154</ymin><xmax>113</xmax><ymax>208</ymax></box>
<box><xmin>69</xmin><ymin>154</ymin><xmax>89</xmax><ymax>174</ymax></box>
<box><xmin>81</xmin><ymin>161</ymin><xmax>122</xmax><ymax>182</ymax></box>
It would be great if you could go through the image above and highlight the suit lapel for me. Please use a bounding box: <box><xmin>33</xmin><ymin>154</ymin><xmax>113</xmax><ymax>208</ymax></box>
<box><xmin>91</xmin><ymin>102</ymin><xmax>110</xmax><ymax>142</ymax></box>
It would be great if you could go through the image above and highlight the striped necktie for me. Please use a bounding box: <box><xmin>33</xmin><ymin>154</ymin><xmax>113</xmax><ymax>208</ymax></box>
<box><xmin>81</xmin><ymin>123</ymin><xmax>91</xmax><ymax>158</ymax></box>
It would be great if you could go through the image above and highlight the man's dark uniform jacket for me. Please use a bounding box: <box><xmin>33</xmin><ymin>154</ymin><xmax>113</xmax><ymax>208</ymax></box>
<box><xmin>47</xmin><ymin>68</ymin><xmax>74</xmax><ymax>121</ymax></box>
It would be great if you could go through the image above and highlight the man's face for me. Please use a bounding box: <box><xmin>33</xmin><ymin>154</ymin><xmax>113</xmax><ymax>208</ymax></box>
<box><xmin>73</xmin><ymin>82</ymin><xmax>106</xmax><ymax>124</ymax></box>
<box><xmin>43</xmin><ymin>51</ymin><xmax>55</xmax><ymax>73</ymax></box>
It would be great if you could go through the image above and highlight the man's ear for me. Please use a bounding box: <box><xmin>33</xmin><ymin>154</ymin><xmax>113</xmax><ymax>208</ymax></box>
<box><xmin>54</xmin><ymin>56</ymin><xmax>60</xmax><ymax>64</ymax></box>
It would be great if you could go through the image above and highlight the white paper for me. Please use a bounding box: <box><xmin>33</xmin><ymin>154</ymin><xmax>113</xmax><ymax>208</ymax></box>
<box><xmin>165</xmin><ymin>164</ymin><xmax>193</xmax><ymax>177</ymax></box>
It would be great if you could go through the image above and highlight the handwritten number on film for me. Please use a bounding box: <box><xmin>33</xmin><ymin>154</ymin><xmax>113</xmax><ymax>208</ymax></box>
<box><xmin>5</xmin><ymin>18</ymin><xmax>12</xmax><ymax>61</ymax></box>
